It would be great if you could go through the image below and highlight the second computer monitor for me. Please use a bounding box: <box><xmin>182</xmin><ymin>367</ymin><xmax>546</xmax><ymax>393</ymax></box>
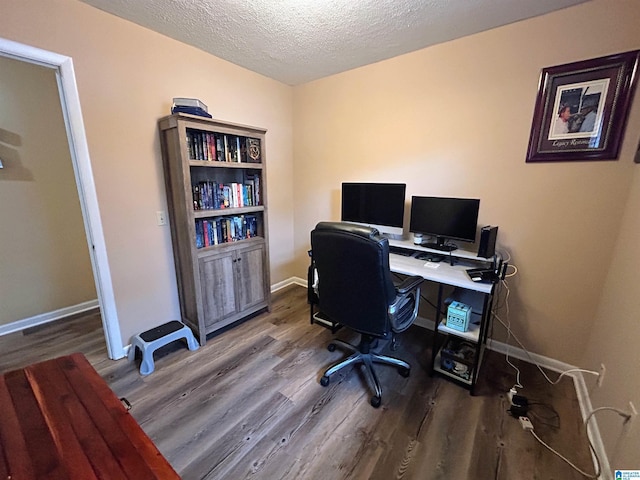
<box><xmin>409</xmin><ymin>196</ymin><xmax>480</xmax><ymax>251</ymax></box>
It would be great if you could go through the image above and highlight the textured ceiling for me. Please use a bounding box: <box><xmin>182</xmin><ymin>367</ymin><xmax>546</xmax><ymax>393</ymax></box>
<box><xmin>80</xmin><ymin>0</ymin><xmax>589</xmax><ymax>86</ymax></box>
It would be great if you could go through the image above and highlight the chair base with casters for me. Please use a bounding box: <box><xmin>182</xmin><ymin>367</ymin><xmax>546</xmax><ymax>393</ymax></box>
<box><xmin>320</xmin><ymin>334</ymin><xmax>410</xmax><ymax>408</ymax></box>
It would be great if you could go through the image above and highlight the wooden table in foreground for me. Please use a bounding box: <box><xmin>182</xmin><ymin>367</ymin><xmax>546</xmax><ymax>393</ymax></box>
<box><xmin>0</xmin><ymin>353</ymin><xmax>180</xmax><ymax>480</ymax></box>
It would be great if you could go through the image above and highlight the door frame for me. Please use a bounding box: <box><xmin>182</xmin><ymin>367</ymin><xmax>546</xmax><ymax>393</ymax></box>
<box><xmin>0</xmin><ymin>37</ymin><xmax>124</xmax><ymax>359</ymax></box>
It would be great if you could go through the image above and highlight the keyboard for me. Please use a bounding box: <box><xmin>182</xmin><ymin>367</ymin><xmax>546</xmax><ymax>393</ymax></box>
<box><xmin>389</xmin><ymin>246</ymin><xmax>414</xmax><ymax>257</ymax></box>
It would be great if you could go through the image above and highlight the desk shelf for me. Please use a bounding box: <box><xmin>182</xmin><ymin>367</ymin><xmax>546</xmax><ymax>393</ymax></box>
<box><xmin>433</xmin><ymin>350</ymin><xmax>472</xmax><ymax>386</ymax></box>
<box><xmin>387</xmin><ymin>243</ymin><xmax>495</xmax><ymax>395</ymax></box>
<box><xmin>437</xmin><ymin>322</ymin><xmax>481</xmax><ymax>343</ymax></box>
<box><xmin>431</xmin><ymin>286</ymin><xmax>493</xmax><ymax>394</ymax></box>
<box><xmin>433</xmin><ymin>341</ymin><xmax>487</xmax><ymax>387</ymax></box>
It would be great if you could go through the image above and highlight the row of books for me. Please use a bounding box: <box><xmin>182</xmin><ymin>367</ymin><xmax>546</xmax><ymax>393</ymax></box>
<box><xmin>195</xmin><ymin>215</ymin><xmax>259</xmax><ymax>248</ymax></box>
<box><xmin>193</xmin><ymin>175</ymin><xmax>261</xmax><ymax>210</ymax></box>
<box><xmin>186</xmin><ymin>128</ymin><xmax>261</xmax><ymax>163</ymax></box>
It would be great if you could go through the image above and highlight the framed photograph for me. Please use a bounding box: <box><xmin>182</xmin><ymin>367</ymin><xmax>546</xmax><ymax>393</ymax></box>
<box><xmin>526</xmin><ymin>50</ymin><xmax>639</xmax><ymax>163</ymax></box>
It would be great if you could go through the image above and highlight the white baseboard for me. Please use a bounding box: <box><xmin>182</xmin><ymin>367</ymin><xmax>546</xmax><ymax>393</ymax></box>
<box><xmin>271</xmin><ymin>276</ymin><xmax>306</xmax><ymax>293</ymax></box>
<box><xmin>0</xmin><ymin>299</ymin><xmax>100</xmax><ymax>337</ymax></box>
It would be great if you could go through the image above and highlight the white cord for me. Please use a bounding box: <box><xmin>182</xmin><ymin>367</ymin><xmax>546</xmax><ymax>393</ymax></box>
<box><xmin>494</xmin><ymin>280</ymin><xmax>523</xmax><ymax>388</ymax></box>
<box><xmin>497</xmin><ymin>248</ymin><xmax>511</xmax><ymax>263</ymax></box>
<box><xmin>530</xmin><ymin>430</ymin><xmax>599</xmax><ymax>478</ymax></box>
<box><xmin>494</xmin><ymin>256</ymin><xmax>630</xmax><ymax>478</ymax></box>
<box><xmin>528</xmin><ymin>407</ymin><xmax>632</xmax><ymax>478</ymax></box>
<box><xmin>493</xmin><ymin>311</ymin><xmax>599</xmax><ymax>385</ymax></box>
<box><xmin>504</xmin><ymin>264</ymin><xmax>518</xmax><ymax>278</ymax></box>
<box><xmin>492</xmin><ymin>272</ymin><xmax>599</xmax><ymax>386</ymax></box>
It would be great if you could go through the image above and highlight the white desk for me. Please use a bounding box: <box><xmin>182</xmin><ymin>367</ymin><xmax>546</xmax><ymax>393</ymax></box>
<box><xmin>388</xmin><ymin>252</ymin><xmax>493</xmax><ymax>294</ymax></box>
<box><xmin>387</xmin><ymin>239</ymin><xmax>495</xmax><ymax>394</ymax></box>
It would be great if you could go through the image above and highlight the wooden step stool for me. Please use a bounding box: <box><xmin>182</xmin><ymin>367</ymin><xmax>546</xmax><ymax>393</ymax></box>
<box><xmin>128</xmin><ymin>320</ymin><xmax>199</xmax><ymax>375</ymax></box>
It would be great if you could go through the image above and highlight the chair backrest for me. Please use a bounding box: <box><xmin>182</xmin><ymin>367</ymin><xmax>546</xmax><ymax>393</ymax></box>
<box><xmin>310</xmin><ymin>222</ymin><xmax>396</xmax><ymax>337</ymax></box>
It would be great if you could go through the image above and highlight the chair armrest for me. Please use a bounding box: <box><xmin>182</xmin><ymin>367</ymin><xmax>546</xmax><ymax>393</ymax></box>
<box><xmin>388</xmin><ymin>276</ymin><xmax>423</xmax><ymax>333</ymax></box>
<box><xmin>395</xmin><ymin>275</ymin><xmax>423</xmax><ymax>295</ymax></box>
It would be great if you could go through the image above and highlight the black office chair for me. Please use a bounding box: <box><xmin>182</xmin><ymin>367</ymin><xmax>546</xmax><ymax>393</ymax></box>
<box><xmin>310</xmin><ymin>221</ymin><xmax>423</xmax><ymax>407</ymax></box>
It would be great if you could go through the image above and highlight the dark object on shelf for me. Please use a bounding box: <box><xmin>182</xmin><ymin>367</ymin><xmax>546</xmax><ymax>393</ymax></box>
<box><xmin>171</xmin><ymin>105</ymin><xmax>212</xmax><ymax>118</ymax></box>
<box><xmin>466</xmin><ymin>267</ymin><xmax>499</xmax><ymax>284</ymax></box>
<box><xmin>477</xmin><ymin>225</ymin><xmax>498</xmax><ymax>258</ymax></box>
<box><xmin>389</xmin><ymin>245</ymin><xmax>414</xmax><ymax>256</ymax></box>
<box><xmin>171</xmin><ymin>97</ymin><xmax>211</xmax><ymax>118</ymax></box>
<box><xmin>416</xmin><ymin>251</ymin><xmax>445</xmax><ymax>262</ymax></box>
<box><xmin>440</xmin><ymin>337</ymin><xmax>476</xmax><ymax>381</ymax></box>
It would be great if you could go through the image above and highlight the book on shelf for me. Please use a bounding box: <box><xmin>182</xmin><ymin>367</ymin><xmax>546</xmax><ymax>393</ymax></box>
<box><xmin>215</xmin><ymin>136</ymin><xmax>224</xmax><ymax>162</ymax></box>
<box><xmin>187</xmin><ymin>128</ymin><xmax>262</xmax><ymax>165</ymax></box>
<box><xmin>195</xmin><ymin>220</ymin><xmax>204</xmax><ymax>248</ymax></box>
<box><xmin>246</xmin><ymin>173</ymin><xmax>261</xmax><ymax>205</ymax></box>
<box><xmin>187</xmin><ymin>129</ymin><xmax>216</xmax><ymax>161</ymax></box>
<box><xmin>193</xmin><ymin>175</ymin><xmax>261</xmax><ymax>211</ymax></box>
<box><xmin>225</xmin><ymin>134</ymin><xmax>240</xmax><ymax>163</ymax></box>
<box><xmin>195</xmin><ymin>214</ymin><xmax>259</xmax><ymax>248</ymax></box>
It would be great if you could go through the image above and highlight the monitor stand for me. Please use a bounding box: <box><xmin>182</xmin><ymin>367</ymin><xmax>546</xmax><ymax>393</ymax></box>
<box><xmin>423</xmin><ymin>236</ymin><xmax>458</xmax><ymax>252</ymax></box>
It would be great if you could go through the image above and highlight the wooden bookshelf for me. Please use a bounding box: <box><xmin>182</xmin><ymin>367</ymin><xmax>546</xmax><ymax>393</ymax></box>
<box><xmin>158</xmin><ymin>113</ymin><xmax>271</xmax><ymax>344</ymax></box>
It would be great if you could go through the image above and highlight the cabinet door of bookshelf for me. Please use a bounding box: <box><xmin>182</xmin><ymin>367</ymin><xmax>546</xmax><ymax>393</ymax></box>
<box><xmin>235</xmin><ymin>242</ymin><xmax>267</xmax><ymax>312</ymax></box>
<box><xmin>199</xmin><ymin>250</ymin><xmax>238</xmax><ymax>328</ymax></box>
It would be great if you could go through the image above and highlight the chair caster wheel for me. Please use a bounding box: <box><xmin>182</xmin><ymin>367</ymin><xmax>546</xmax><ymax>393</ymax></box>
<box><xmin>398</xmin><ymin>367</ymin><xmax>410</xmax><ymax>378</ymax></box>
<box><xmin>320</xmin><ymin>375</ymin><xmax>330</xmax><ymax>387</ymax></box>
<box><xmin>370</xmin><ymin>396</ymin><xmax>381</xmax><ymax>408</ymax></box>
<box><xmin>327</xmin><ymin>343</ymin><xmax>336</xmax><ymax>352</ymax></box>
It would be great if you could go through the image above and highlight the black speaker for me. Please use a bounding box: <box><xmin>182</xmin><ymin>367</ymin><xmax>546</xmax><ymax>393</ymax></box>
<box><xmin>477</xmin><ymin>226</ymin><xmax>498</xmax><ymax>258</ymax></box>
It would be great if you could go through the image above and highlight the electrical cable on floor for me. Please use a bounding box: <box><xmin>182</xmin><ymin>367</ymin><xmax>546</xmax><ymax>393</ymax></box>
<box><xmin>491</xmin><ymin>279</ymin><xmax>523</xmax><ymax>389</ymax></box>
<box><xmin>530</xmin><ymin>429</ymin><xmax>600</xmax><ymax>479</ymax></box>
<box><xmin>527</xmin><ymin>402</ymin><xmax>561</xmax><ymax>429</ymax></box>
<box><xmin>528</xmin><ymin>406</ymin><xmax>632</xmax><ymax>478</ymax></box>
<box><xmin>491</xmin><ymin>253</ymin><xmax>635</xmax><ymax>478</ymax></box>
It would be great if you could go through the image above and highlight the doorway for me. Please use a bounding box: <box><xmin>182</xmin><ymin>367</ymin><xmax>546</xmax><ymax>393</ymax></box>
<box><xmin>0</xmin><ymin>37</ymin><xmax>123</xmax><ymax>359</ymax></box>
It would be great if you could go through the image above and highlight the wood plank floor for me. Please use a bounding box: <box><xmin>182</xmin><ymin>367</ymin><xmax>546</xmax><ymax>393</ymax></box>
<box><xmin>0</xmin><ymin>285</ymin><xmax>595</xmax><ymax>479</ymax></box>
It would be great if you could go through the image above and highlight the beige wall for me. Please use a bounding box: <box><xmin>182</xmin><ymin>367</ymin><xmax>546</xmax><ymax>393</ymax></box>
<box><xmin>0</xmin><ymin>56</ymin><xmax>96</xmax><ymax>324</ymax></box>
<box><xmin>293</xmin><ymin>0</ymin><xmax>640</xmax><ymax>466</ymax></box>
<box><xmin>293</xmin><ymin>0</ymin><xmax>640</xmax><ymax>366</ymax></box>
<box><xmin>0</xmin><ymin>0</ymin><xmax>295</xmax><ymax>345</ymax></box>
<box><xmin>581</xmin><ymin>165</ymin><xmax>640</xmax><ymax>469</ymax></box>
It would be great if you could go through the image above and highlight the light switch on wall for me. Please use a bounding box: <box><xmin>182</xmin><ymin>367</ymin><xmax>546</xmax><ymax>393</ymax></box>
<box><xmin>156</xmin><ymin>210</ymin><xmax>167</xmax><ymax>226</ymax></box>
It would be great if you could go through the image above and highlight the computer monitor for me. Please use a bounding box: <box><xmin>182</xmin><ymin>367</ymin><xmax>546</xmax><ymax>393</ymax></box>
<box><xmin>341</xmin><ymin>182</ymin><xmax>406</xmax><ymax>237</ymax></box>
<box><xmin>409</xmin><ymin>196</ymin><xmax>480</xmax><ymax>251</ymax></box>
